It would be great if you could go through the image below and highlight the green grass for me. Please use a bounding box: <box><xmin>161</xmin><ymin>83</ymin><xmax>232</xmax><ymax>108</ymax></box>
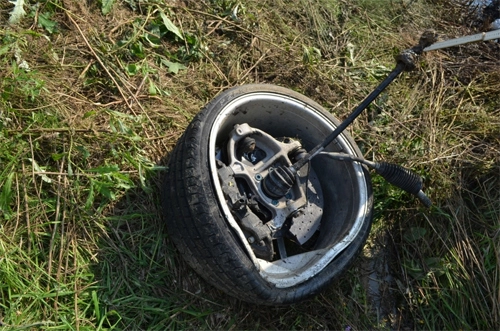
<box><xmin>1</xmin><ymin>0</ymin><xmax>499</xmax><ymax>329</ymax></box>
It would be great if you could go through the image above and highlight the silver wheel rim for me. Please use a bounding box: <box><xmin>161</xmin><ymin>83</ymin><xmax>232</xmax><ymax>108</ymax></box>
<box><xmin>209</xmin><ymin>91</ymin><xmax>370</xmax><ymax>288</ymax></box>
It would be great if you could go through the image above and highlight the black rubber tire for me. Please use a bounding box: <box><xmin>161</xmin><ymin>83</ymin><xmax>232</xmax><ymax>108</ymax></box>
<box><xmin>162</xmin><ymin>84</ymin><xmax>373</xmax><ymax>305</ymax></box>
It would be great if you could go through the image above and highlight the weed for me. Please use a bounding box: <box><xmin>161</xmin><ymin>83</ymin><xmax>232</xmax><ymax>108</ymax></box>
<box><xmin>302</xmin><ymin>45</ymin><xmax>322</xmax><ymax>65</ymax></box>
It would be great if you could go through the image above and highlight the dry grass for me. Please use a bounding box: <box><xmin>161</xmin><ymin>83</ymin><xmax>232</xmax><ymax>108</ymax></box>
<box><xmin>0</xmin><ymin>0</ymin><xmax>499</xmax><ymax>329</ymax></box>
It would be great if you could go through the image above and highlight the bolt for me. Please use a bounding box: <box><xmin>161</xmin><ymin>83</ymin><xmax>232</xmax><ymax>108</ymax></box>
<box><xmin>254</xmin><ymin>173</ymin><xmax>263</xmax><ymax>181</ymax></box>
<box><xmin>285</xmin><ymin>193</ymin><xmax>292</xmax><ymax>199</ymax></box>
<box><xmin>247</xmin><ymin>236</ymin><xmax>255</xmax><ymax>244</ymax></box>
<box><xmin>271</xmin><ymin>199</ymin><xmax>279</xmax><ymax>206</ymax></box>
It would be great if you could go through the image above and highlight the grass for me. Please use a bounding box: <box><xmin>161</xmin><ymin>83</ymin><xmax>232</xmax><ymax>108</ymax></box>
<box><xmin>0</xmin><ymin>0</ymin><xmax>499</xmax><ymax>329</ymax></box>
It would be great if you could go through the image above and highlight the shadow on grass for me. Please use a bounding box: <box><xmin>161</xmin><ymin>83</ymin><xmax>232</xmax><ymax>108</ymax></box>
<box><xmin>92</xmin><ymin>156</ymin><xmax>379</xmax><ymax>330</ymax></box>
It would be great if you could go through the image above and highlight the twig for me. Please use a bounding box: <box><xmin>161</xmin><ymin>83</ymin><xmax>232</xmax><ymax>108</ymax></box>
<box><xmin>63</xmin><ymin>9</ymin><xmax>137</xmax><ymax>116</ymax></box>
<box><xmin>54</xmin><ymin>91</ymin><xmax>150</xmax><ymax>107</ymax></box>
<box><xmin>177</xmin><ymin>7</ymin><xmax>287</xmax><ymax>52</ymax></box>
<box><xmin>200</xmin><ymin>49</ymin><xmax>230</xmax><ymax>84</ymax></box>
<box><xmin>109</xmin><ymin>57</ymin><xmax>149</xmax><ymax>114</ymax></box>
<box><xmin>47</xmin><ymin>158</ymin><xmax>65</xmax><ymax>298</ymax></box>
<box><xmin>109</xmin><ymin>57</ymin><xmax>162</xmax><ymax>141</ymax></box>
<box><xmin>10</xmin><ymin>100</ymin><xmax>67</xmax><ymax>111</ymax></box>
<box><xmin>2</xmin><ymin>321</ymin><xmax>56</xmax><ymax>329</ymax></box>
<box><xmin>32</xmin><ymin>170</ymin><xmax>143</xmax><ymax>176</ymax></box>
<box><xmin>239</xmin><ymin>49</ymin><xmax>269</xmax><ymax>83</ymax></box>
<box><xmin>7</xmin><ymin>128</ymin><xmax>112</xmax><ymax>134</ymax></box>
<box><xmin>78</xmin><ymin>60</ymin><xmax>94</xmax><ymax>80</ymax></box>
<box><xmin>205</xmin><ymin>19</ymin><xmax>223</xmax><ymax>37</ymax></box>
<box><xmin>108</xmin><ymin>18</ymin><xmax>136</xmax><ymax>41</ymax></box>
<box><xmin>107</xmin><ymin>9</ymin><xmax>153</xmax><ymax>52</ymax></box>
<box><xmin>25</xmin><ymin>139</ymin><xmax>36</xmax><ymax>254</ymax></box>
<box><xmin>54</xmin><ymin>157</ymin><xmax>67</xmax><ymax>311</ymax></box>
<box><xmin>13</xmin><ymin>172</ymin><xmax>20</xmax><ymax>238</ymax></box>
<box><xmin>73</xmin><ymin>239</ymin><xmax>80</xmax><ymax>331</ymax></box>
<box><xmin>134</xmin><ymin>73</ymin><xmax>149</xmax><ymax>102</ymax></box>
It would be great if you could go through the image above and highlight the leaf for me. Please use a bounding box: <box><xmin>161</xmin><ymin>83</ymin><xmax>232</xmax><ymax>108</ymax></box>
<box><xmin>130</xmin><ymin>42</ymin><xmax>146</xmax><ymax>59</ymax></box>
<box><xmin>101</xmin><ymin>0</ymin><xmax>115</xmax><ymax>15</ymax></box>
<box><xmin>83</xmin><ymin>110</ymin><xmax>96</xmax><ymax>119</ymax></box>
<box><xmin>424</xmin><ymin>257</ymin><xmax>441</xmax><ymax>269</ymax></box>
<box><xmin>144</xmin><ymin>24</ymin><xmax>162</xmax><ymax>46</ymax></box>
<box><xmin>159</xmin><ymin>10</ymin><xmax>184</xmax><ymax>40</ymax></box>
<box><xmin>8</xmin><ymin>0</ymin><xmax>26</xmax><ymax>25</ymax></box>
<box><xmin>85</xmin><ymin>180</ymin><xmax>95</xmax><ymax>209</ymax></box>
<box><xmin>404</xmin><ymin>227</ymin><xmax>427</xmax><ymax>243</ymax></box>
<box><xmin>161</xmin><ymin>59</ymin><xmax>187</xmax><ymax>74</ymax></box>
<box><xmin>0</xmin><ymin>173</ymin><xmax>14</xmax><ymax>219</ymax></box>
<box><xmin>0</xmin><ymin>44</ymin><xmax>11</xmax><ymax>57</ymax></box>
<box><xmin>125</xmin><ymin>63</ymin><xmax>139</xmax><ymax>76</ymax></box>
<box><xmin>98</xmin><ymin>184</ymin><xmax>116</xmax><ymax>200</ymax></box>
<box><xmin>144</xmin><ymin>32</ymin><xmax>161</xmax><ymax>47</ymax></box>
<box><xmin>148</xmin><ymin>79</ymin><xmax>157</xmax><ymax>95</ymax></box>
<box><xmin>28</xmin><ymin>158</ymin><xmax>52</xmax><ymax>183</ymax></box>
<box><xmin>51</xmin><ymin>153</ymin><xmax>66</xmax><ymax>161</ymax></box>
<box><xmin>76</xmin><ymin>145</ymin><xmax>90</xmax><ymax>160</ymax></box>
<box><xmin>38</xmin><ymin>13</ymin><xmax>57</xmax><ymax>34</ymax></box>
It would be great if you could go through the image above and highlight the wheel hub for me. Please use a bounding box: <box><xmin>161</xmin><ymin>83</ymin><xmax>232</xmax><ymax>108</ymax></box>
<box><xmin>216</xmin><ymin>123</ymin><xmax>324</xmax><ymax>260</ymax></box>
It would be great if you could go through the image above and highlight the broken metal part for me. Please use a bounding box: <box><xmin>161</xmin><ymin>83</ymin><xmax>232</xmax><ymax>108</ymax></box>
<box><xmin>217</xmin><ymin>123</ymin><xmax>325</xmax><ymax>260</ymax></box>
<box><xmin>262</xmin><ymin>31</ymin><xmax>436</xmax><ymax>209</ymax></box>
<box><xmin>396</xmin><ymin>30</ymin><xmax>438</xmax><ymax>71</ymax></box>
<box><xmin>395</xmin><ymin>49</ymin><xmax>419</xmax><ymax>71</ymax></box>
<box><xmin>234</xmin><ymin>207</ymin><xmax>271</xmax><ymax>243</ymax></box>
<box><xmin>224</xmin><ymin>123</ymin><xmax>308</xmax><ymax>230</ymax></box>
<box><xmin>288</xmin><ymin>167</ymin><xmax>323</xmax><ymax>245</ymax></box>
<box><xmin>423</xmin><ymin>29</ymin><xmax>500</xmax><ymax>52</ymax></box>
<box><xmin>217</xmin><ymin>163</ymin><xmax>247</xmax><ymax>211</ymax></box>
<box><xmin>217</xmin><ymin>162</ymin><xmax>272</xmax><ymax>241</ymax></box>
<box><xmin>249</xmin><ymin>238</ymin><xmax>274</xmax><ymax>261</ymax></box>
<box><xmin>319</xmin><ymin>152</ymin><xmax>432</xmax><ymax>207</ymax></box>
<box><xmin>217</xmin><ymin>161</ymin><xmax>274</xmax><ymax>260</ymax></box>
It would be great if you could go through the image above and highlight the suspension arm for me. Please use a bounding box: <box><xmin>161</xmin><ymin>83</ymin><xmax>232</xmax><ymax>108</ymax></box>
<box><xmin>291</xmin><ymin>30</ymin><xmax>438</xmax><ymax>172</ymax></box>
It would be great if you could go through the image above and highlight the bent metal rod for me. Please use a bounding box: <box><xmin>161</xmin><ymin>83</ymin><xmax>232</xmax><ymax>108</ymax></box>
<box><xmin>264</xmin><ymin>29</ymin><xmax>499</xmax><ymax>206</ymax></box>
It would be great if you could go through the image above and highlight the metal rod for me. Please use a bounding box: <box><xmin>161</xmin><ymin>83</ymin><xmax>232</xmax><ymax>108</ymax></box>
<box><xmin>292</xmin><ymin>61</ymin><xmax>406</xmax><ymax>171</ymax></box>
<box><xmin>424</xmin><ymin>29</ymin><xmax>500</xmax><ymax>52</ymax></box>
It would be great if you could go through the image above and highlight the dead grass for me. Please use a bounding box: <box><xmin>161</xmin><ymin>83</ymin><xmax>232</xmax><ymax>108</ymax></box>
<box><xmin>0</xmin><ymin>0</ymin><xmax>499</xmax><ymax>329</ymax></box>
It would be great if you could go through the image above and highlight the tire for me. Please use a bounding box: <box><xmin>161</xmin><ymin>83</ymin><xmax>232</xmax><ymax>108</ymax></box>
<box><xmin>162</xmin><ymin>84</ymin><xmax>373</xmax><ymax>305</ymax></box>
